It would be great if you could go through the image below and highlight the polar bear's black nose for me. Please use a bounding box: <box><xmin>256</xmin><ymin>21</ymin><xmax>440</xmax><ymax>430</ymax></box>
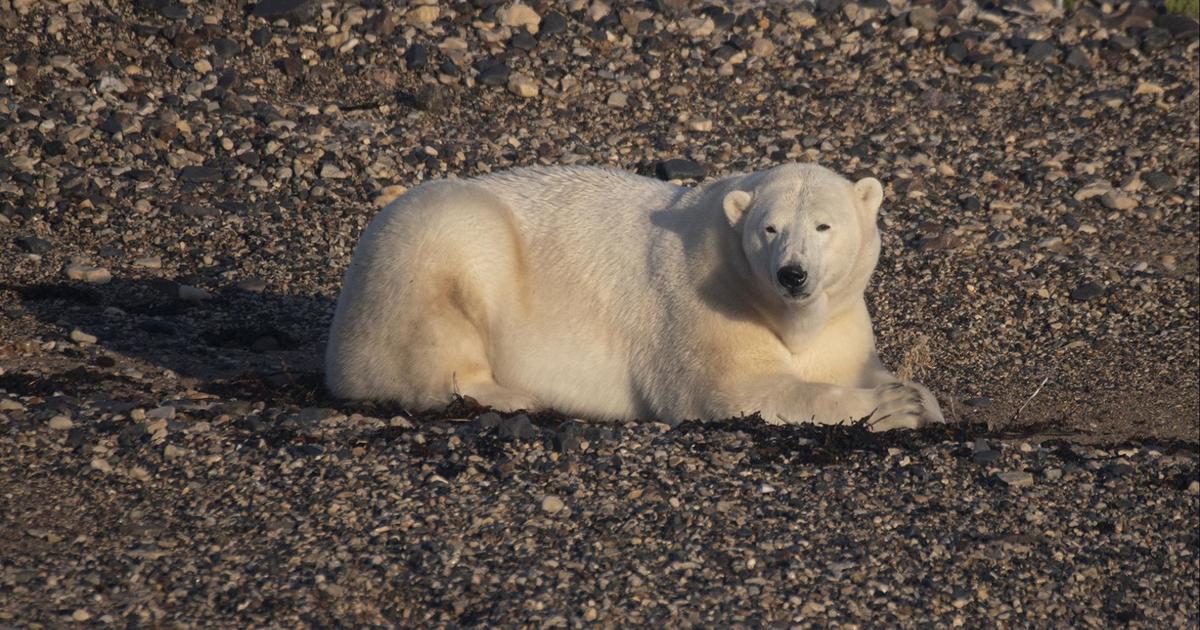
<box><xmin>777</xmin><ymin>266</ymin><xmax>808</xmax><ymax>293</ymax></box>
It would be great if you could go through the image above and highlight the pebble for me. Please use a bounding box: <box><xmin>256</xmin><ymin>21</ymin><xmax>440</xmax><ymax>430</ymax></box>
<box><xmin>179</xmin><ymin>165</ymin><xmax>221</xmax><ymax>183</ymax></box>
<box><xmin>607</xmin><ymin>91</ymin><xmax>628</xmax><ymax>108</ymax></box>
<box><xmin>252</xmin><ymin>0</ymin><xmax>322</xmax><ymax>24</ymax></box>
<box><xmin>498</xmin><ymin>415</ymin><xmax>538</xmax><ymax>440</ymax></box>
<box><xmin>90</xmin><ymin>458</ymin><xmax>112</xmax><ymax>473</ymax></box>
<box><xmin>1069</xmin><ymin>282</ymin><xmax>1105</xmax><ymax>302</ymax></box>
<box><xmin>655</xmin><ymin>158</ymin><xmax>706</xmax><ymax>181</ymax></box>
<box><xmin>478</xmin><ymin>63</ymin><xmax>510</xmax><ymax>87</ymax></box>
<box><xmin>499</xmin><ymin>3</ymin><xmax>541</xmax><ymax>32</ymax></box>
<box><xmin>132</xmin><ymin>256</ymin><xmax>162</xmax><ymax>269</ymax></box>
<box><xmin>407</xmin><ymin>6</ymin><xmax>439</xmax><ymax>26</ymax></box>
<box><xmin>1026</xmin><ymin>41</ymin><xmax>1058</xmax><ymax>63</ymax></box>
<box><xmin>65</xmin><ymin>263</ymin><xmax>112</xmax><ymax>284</ymax></box>
<box><xmin>15</xmin><ymin>236</ymin><xmax>52</xmax><ymax>254</ymax></box>
<box><xmin>236</xmin><ymin>278</ymin><xmax>267</xmax><ymax>293</ymax></box>
<box><xmin>996</xmin><ymin>471</ymin><xmax>1034</xmax><ymax>488</ymax></box>
<box><xmin>1100</xmin><ymin>191</ymin><xmax>1137</xmax><ymax>211</ymax></box>
<box><xmin>1142</xmin><ymin>171</ymin><xmax>1176</xmax><ymax>192</ymax></box>
<box><xmin>69</xmin><ymin>329</ymin><xmax>97</xmax><ymax>344</ymax></box>
<box><xmin>178</xmin><ymin>285</ymin><xmax>212</xmax><ymax>301</ymax></box>
<box><xmin>907</xmin><ymin>6</ymin><xmax>938</xmax><ymax>32</ymax></box>
<box><xmin>508</xmin><ymin>74</ymin><xmax>539</xmax><ymax>98</ymax></box>
<box><xmin>750</xmin><ymin>38</ymin><xmax>776</xmax><ymax>57</ymax></box>
<box><xmin>71</xmin><ymin>609</ymin><xmax>91</xmax><ymax>622</ymax></box>
<box><xmin>540</xmin><ymin>11</ymin><xmax>567</xmax><ymax>36</ymax></box>
<box><xmin>147</xmin><ymin>406</ymin><xmax>176</xmax><ymax>421</ymax></box>
<box><xmin>541</xmin><ymin>495</ymin><xmax>565</xmax><ymax>514</ymax></box>
<box><xmin>48</xmin><ymin>415</ymin><xmax>73</xmax><ymax>431</ymax></box>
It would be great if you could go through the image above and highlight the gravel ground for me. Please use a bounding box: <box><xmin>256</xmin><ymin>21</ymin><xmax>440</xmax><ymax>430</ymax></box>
<box><xmin>0</xmin><ymin>0</ymin><xmax>1197</xmax><ymax>626</ymax></box>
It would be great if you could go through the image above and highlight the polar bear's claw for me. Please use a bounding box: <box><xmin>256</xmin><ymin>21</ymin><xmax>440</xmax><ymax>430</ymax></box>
<box><xmin>867</xmin><ymin>381</ymin><xmax>943</xmax><ymax>431</ymax></box>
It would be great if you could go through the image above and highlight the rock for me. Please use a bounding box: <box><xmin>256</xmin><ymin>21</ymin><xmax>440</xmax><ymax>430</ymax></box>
<box><xmin>71</xmin><ymin>610</ymin><xmax>91</xmax><ymax>622</ymax></box>
<box><xmin>540</xmin><ymin>11</ymin><xmax>567</xmax><ymax>36</ymax></box>
<box><xmin>133</xmin><ymin>256</ymin><xmax>162</xmax><ymax>269</ymax></box>
<box><xmin>541</xmin><ymin>495</ymin><xmax>565</xmax><ymax>514</ymax></box>
<box><xmin>172</xmin><ymin>203</ymin><xmax>219</xmax><ymax>218</ymax></box>
<box><xmin>407</xmin><ymin>5</ymin><xmax>439</xmax><ymax>26</ymax></box>
<box><xmin>65</xmin><ymin>263</ymin><xmax>112</xmax><ymax>284</ymax></box>
<box><xmin>477</xmin><ymin>412</ymin><xmax>503</xmax><ymax>428</ymax></box>
<box><xmin>1065</xmin><ymin>47</ymin><xmax>1090</xmax><ymax>71</ymax></box>
<box><xmin>90</xmin><ymin>458</ymin><xmax>112</xmax><ymax>473</ymax></box>
<box><xmin>511</xmin><ymin>32</ymin><xmax>538</xmax><ymax>51</ymax></box>
<box><xmin>973</xmin><ymin>449</ymin><xmax>1002</xmax><ymax>464</ymax></box>
<box><xmin>907</xmin><ymin>6</ymin><xmax>938</xmax><ymax>32</ymax></box>
<box><xmin>508</xmin><ymin>74</ymin><xmax>539</xmax><ymax>98</ymax></box>
<box><xmin>1142</xmin><ymin>171</ymin><xmax>1176</xmax><ymax>192</ymax></box>
<box><xmin>606</xmin><ymin>91</ymin><xmax>628</xmax><ymax>107</ymax></box>
<box><xmin>1026</xmin><ymin>41</ymin><xmax>1058</xmax><ymax>63</ymax></box>
<box><xmin>212</xmin><ymin>37</ymin><xmax>241</xmax><ymax>60</ymax></box>
<box><xmin>179</xmin><ymin>165</ymin><xmax>221</xmax><ymax>183</ymax></box>
<box><xmin>477</xmin><ymin>62</ymin><xmax>510</xmax><ymax>86</ymax></box>
<box><xmin>1153</xmin><ymin>14</ymin><xmax>1199</xmax><ymax>38</ymax></box>
<box><xmin>147</xmin><ymin>406</ymin><xmax>176</xmax><ymax>420</ymax></box>
<box><xmin>164</xmin><ymin>444</ymin><xmax>186</xmax><ymax>459</ymax></box>
<box><xmin>1069</xmin><ymin>282</ymin><xmax>1105</xmax><ymax>302</ymax></box>
<box><xmin>236</xmin><ymin>277</ymin><xmax>267</xmax><ymax>293</ymax></box>
<box><xmin>14</xmin><ymin>236</ymin><xmax>52</xmax><ymax>254</ymax></box>
<box><xmin>1044</xmin><ymin>467</ymin><xmax>1063</xmax><ymax>481</ymax></box>
<box><xmin>655</xmin><ymin>158</ymin><xmax>706</xmax><ymax>181</ymax></box>
<box><xmin>412</xmin><ymin>84</ymin><xmax>447</xmax><ymax>112</ymax></box>
<box><xmin>319</xmin><ymin>163</ymin><xmax>347</xmax><ymax>179</ymax></box>
<box><xmin>1141</xmin><ymin>27</ymin><xmax>1172</xmax><ymax>51</ymax></box>
<box><xmin>1074</xmin><ymin>181</ymin><xmax>1112</xmax><ymax>201</ymax></box>
<box><xmin>499</xmin><ymin>2</ymin><xmax>541</xmax><ymax>31</ymax></box>
<box><xmin>48</xmin><ymin>415</ymin><xmax>73</xmax><ymax>431</ymax></box>
<box><xmin>750</xmin><ymin>37</ymin><xmax>776</xmax><ymax>57</ymax></box>
<box><xmin>498</xmin><ymin>414</ymin><xmax>538</xmax><ymax>440</ymax></box>
<box><xmin>98</xmin><ymin>113</ymin><xmax>133</xmax><ymax>135</ymax></box>
<box><xmin>0</xmin><ymin>399</ymin><xmax>26</xmax><ymax>412</ymax></box>
<box><xmin>1100</xmin><ymin>191</ymin><xmax>1137</xmax><ymax>211</ymax></box>
<box><xmin>252</xmin><ymin>0</ymin><xmax>322</xmax><ymax>24</ymax></box>
<box><xmin>687</xmin><ymin>118</ymin><xmax>713</xmax><ymax>132</ymax></box>
<box><xmin>405</xmin><ymin>44</ymin><xmax>428</xmax><ymax>70</ymax></box>
<box><xmin>178</xmin><ymin>285</ymin><xmax>212</xmax><ymax>301</ymax></box>
<box><xmin>69</xmin><ymin>329</ymin><xmax>97</xmax><ymax>344</ymax></box>
<box><xmin>681</xmin><ymin>16</ymin><xmax>715</xmax><ymax>38</ymax></box>
<box><xmin>996</xmin><ymin>471</ymin><xmax>1034</xmax><ymax>488</ymax></box>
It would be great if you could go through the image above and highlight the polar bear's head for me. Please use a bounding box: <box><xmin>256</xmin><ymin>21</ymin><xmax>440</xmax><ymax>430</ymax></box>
<box><xmin>723</xmin><ymin>164</ymin><xmax>883</xmax><ymax>308</ymax></box>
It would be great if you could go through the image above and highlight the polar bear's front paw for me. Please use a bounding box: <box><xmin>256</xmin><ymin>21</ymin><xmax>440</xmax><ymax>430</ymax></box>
<box><xmin>867</xmin><ymin>381</ymin><xmax>944</xmax><ymax>431</ymax></box>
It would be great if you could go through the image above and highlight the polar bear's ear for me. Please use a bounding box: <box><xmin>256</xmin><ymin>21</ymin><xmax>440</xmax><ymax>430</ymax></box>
<box><xmin>854</xmin><ymin>177</ymin><xmax>883</xmax><ymax>222</ymax></box>
<box><xmin>723</xmin><ymin>190</ymin><xmax>753</xmax><ymax>228</ymax></box>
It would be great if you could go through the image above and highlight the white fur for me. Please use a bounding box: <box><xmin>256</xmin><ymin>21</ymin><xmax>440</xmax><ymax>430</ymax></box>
<box><xmin>326</xmin><ymin>163</ymin><xmax>944</xmax><ymax>430</ymax></box>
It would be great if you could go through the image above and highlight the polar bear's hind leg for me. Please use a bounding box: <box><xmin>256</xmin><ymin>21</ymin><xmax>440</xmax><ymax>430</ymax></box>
<box><xmin>327</xmin><ymin>181</ymin><xmax>536</xmax><ymax>412</ymax></box>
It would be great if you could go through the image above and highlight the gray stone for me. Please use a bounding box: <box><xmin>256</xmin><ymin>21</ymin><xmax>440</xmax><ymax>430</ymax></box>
<box><xmin>655</xmin><ymin>158</ymin><xmax>706</xmax><ymax>181</ymax></box>
<box><xmin>252</xmin><ymin>0</ymin><xmax>322</xmax><ymax>24</ymax></box>
<box><xmin>996</xmin><ymin>471</ymin><xmax>1034</xmax><ymax>487</ymax></box>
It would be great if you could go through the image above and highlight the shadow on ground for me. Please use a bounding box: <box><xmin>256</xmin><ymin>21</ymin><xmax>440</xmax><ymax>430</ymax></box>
<box><xmin>3</xmin><ymin>279</ymin><xmax>1196</xmax><ymax>452</ymax></box>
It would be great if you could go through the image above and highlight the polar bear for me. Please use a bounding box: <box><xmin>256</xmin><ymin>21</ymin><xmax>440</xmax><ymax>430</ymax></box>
<box><xmin>326</xmin><ymin>163</ymin><xmax>944</xmax><ymax>430</ymax></box>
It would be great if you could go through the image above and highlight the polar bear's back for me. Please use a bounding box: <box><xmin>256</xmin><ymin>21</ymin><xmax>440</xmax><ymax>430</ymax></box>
<box><xmin>475</xmin><ymin>165</ymin><xmax>683</xmax><ymax>236</ymax></box>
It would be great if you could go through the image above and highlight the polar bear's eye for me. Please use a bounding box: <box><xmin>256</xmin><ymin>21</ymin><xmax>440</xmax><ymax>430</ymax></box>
<box><xmin>764</xmin><ymin>225</ymin><xmax>777</xmax><ymax>234</ymax></box>
<box><xmin>816</xmin><ymin>224</ymin><xmax>831</xmax><ymax>232</ymax></box>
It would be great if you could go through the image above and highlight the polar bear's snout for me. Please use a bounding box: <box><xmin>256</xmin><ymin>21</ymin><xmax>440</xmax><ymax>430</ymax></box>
<box><xmin>776</xmin><ymin>265</ymin><xmax>809</xmax><ymax>296</ymax></box>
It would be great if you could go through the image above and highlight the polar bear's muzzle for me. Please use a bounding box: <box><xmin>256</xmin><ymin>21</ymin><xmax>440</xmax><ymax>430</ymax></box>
<box><xmin>776</xmin><ymin>265</ymin><xmax>810</xmax><ymax>298</ymax></box>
